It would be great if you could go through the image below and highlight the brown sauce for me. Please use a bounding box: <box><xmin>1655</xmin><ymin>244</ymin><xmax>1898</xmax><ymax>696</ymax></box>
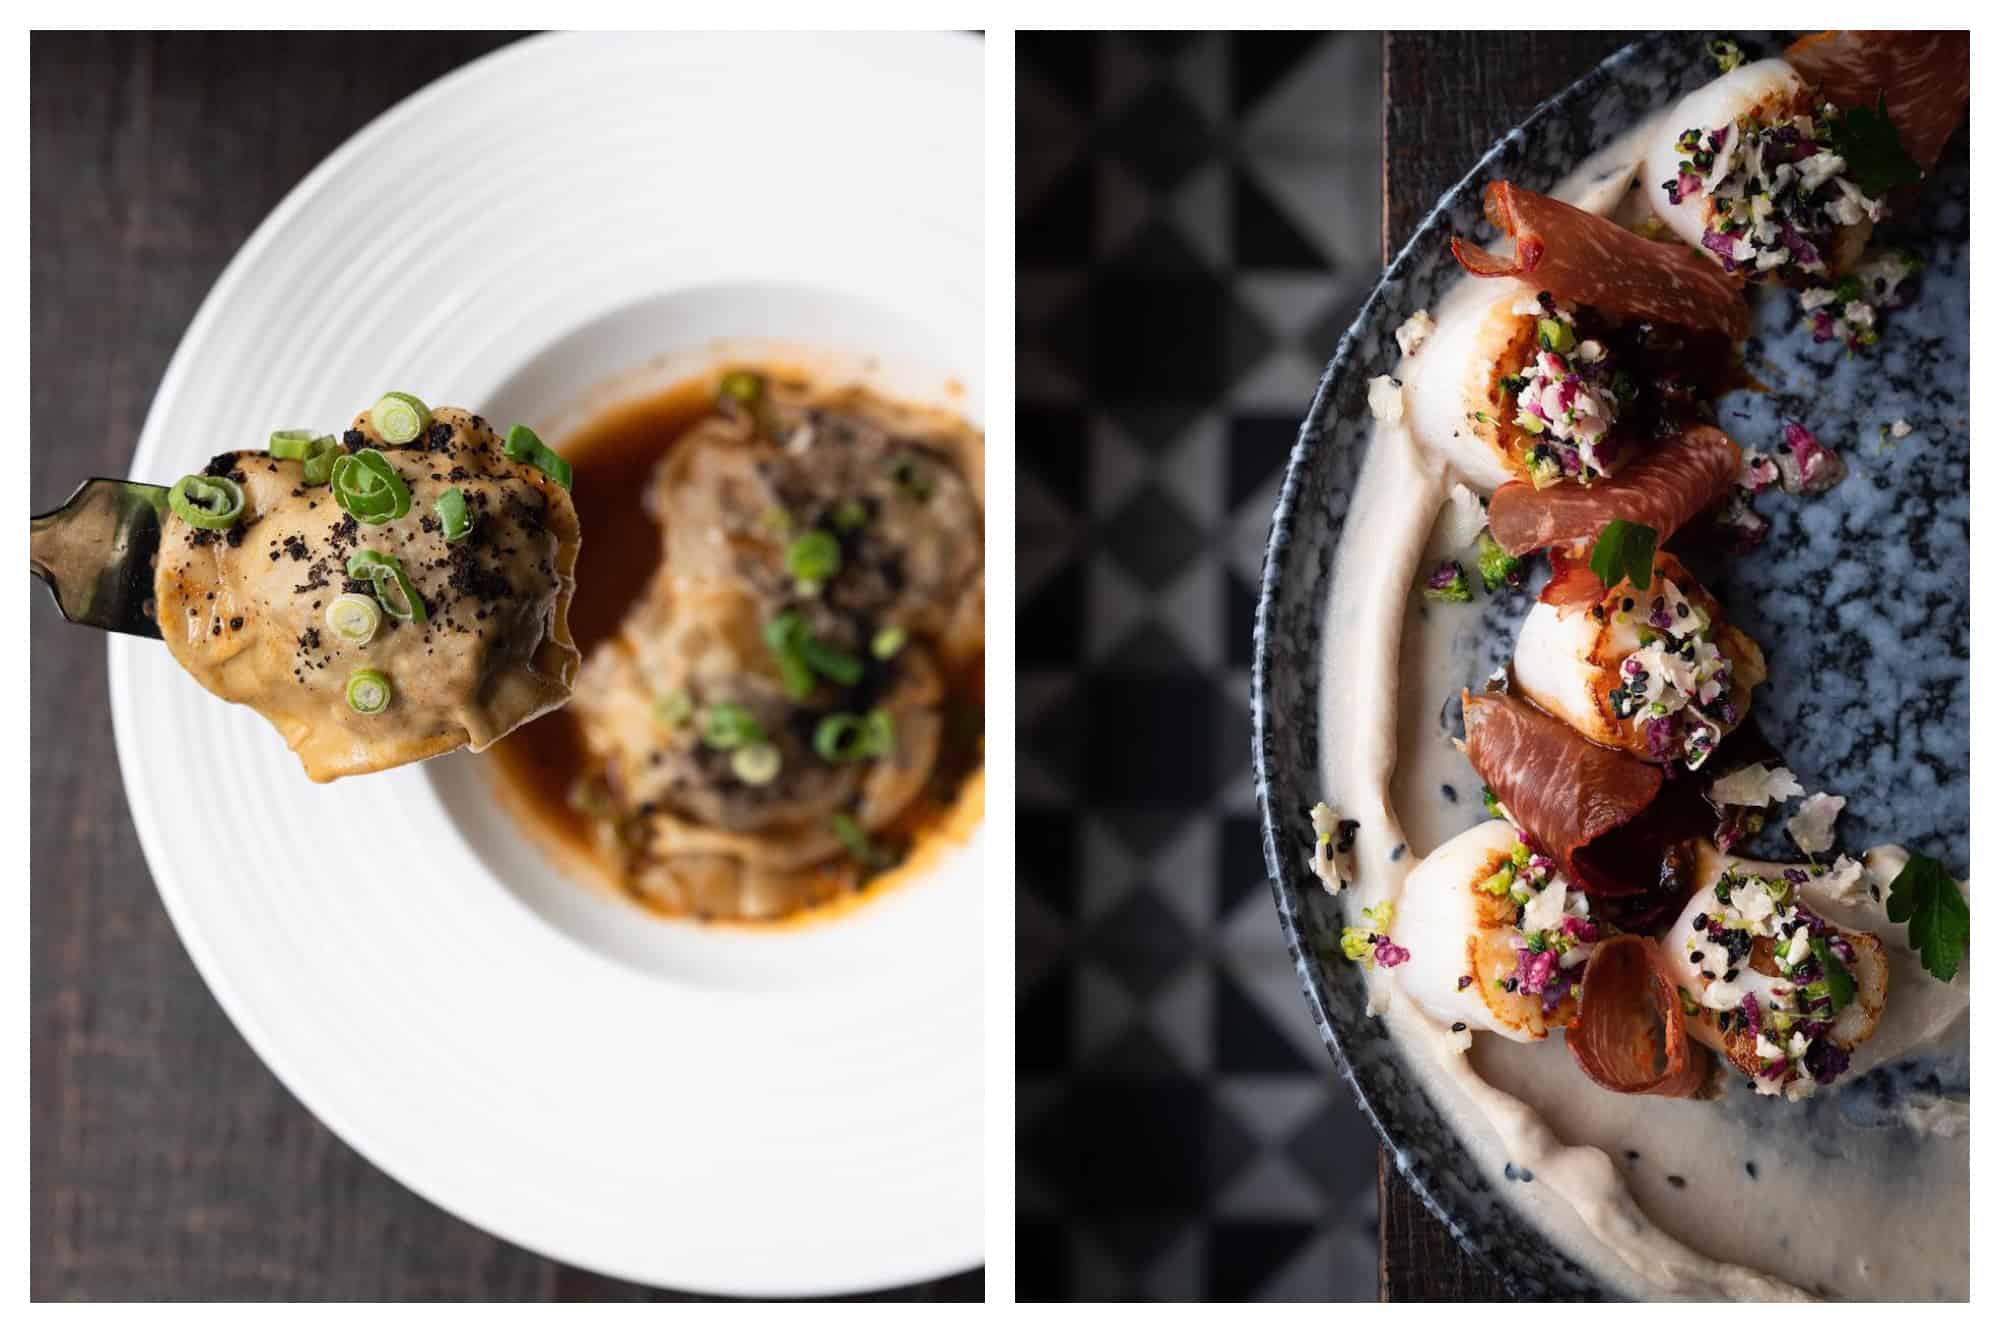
<box><xmin>484</xmin><ymin>369</ymin><xmax>983</xmax><ymax>928</ymax></box>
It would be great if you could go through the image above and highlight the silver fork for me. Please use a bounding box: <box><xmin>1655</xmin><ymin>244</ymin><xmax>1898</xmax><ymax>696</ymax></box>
<box><xmin>30</xmin><ymin>479</ymin><xmax>170</xmax><ymax>639</ymax></box>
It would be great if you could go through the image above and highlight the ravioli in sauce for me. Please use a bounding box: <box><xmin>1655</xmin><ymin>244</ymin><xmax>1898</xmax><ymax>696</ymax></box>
<box><xmin>154</xmin><ymin>401</ymin><xmax>580</xmax><ymax>781</ymax></box>
<box><xmin>489</xmin><ymin>367</ymin><xmax>985</xmax><ymax>923</ymax></box>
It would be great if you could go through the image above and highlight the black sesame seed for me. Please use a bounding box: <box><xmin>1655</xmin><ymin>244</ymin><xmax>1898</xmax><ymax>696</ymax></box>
<box><xmin>1451</xmin><ymin>1022</ymin><xmax>1467</xmax><ymax>1032</ymax></box>
<box><xmin>1667</xmin><ymin>1174</ymin><xmax>1686</xmax><ymax>1189</ymax></box>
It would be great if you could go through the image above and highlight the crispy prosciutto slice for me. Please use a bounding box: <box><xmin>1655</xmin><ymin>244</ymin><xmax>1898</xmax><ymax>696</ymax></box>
<box><xmin>1450</xmin><ymin>182</ymin><xmax>1750</xmax><ymax>341</ymax></box>
<box><xmin>1577</xmin><ymin>720</ymin><xmax>1785</xmax><ymax>933</ymax></box>
<box><xmin>1537</xmin><ymin>546</ymin><xmax>1610</xmax><ymax>611</ymax></box>
<box><xmin>1466</xmin><ymin>688</ymin><xmax>1783</xmax><ymax>933</ymax></box>
<box><xmin>1568</xmin><ymin>935</ymin><xmax>1713</xmax><ymax>1098</ymax></box>
<box><xmin>1786</xmin><ymin>30</ymin><xmax>1970</xmax><ymax>171</ymax></box>
<box><xmin>1487</xmin><ymin>424</ymin><xmax>1740</xmax><ymax>559</ymax></box>
<box><xmin>1461</xmin><ymin>689</ymin><xmax>1662</xmax><ymax>891</ymax></box>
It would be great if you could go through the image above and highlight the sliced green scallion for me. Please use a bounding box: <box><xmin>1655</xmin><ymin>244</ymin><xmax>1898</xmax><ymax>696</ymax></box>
<box><xmin>502</xmin><ymin>424</ymin><xmax>573</xmax><ymax>490</ymax></box>
<box><xmin>268</xmin><ymin>429</ymin><xmax>316</xmax><ymax>460</ymax></box>
<box><xmin>763</xmin><ymin>613</ymin><xmax>815</xmax><ymax>698</ymax></box>
<box><xmin>301</xmin><ymin>435</ymin><xmax>341</xmax><ymax>486</ymax></box>
<box><xmin>785</xmin><ymin>529</ymin><xmax>841</xmax><ymax>594</ymax></box>
<box><xmin>830</xmin><ymin>499</ymin><xmax>869</xmax><ymax>532</ymax></box>
<box><xmin>168</xmin><ymin>474</ymin><xmax>245</xmax><ymax>530</ymax></box>
<box><xmin>813</xmin><ymin>709</ymin><xmax>895</xmax><ymax>763</ymax></box>
<box><xmin>346</xmin><ymin>549</ymin><xmax>427</xmax><ymax>623</ymax></box>
<box><xmin>775</xmin><ymin>651</ymin><xmax>817</xmax><ymax>699</ymax></box>
<box><xmin>830</xmin><ymin>812</ymin><xmax>889</xmax><ymax>869</ymax></box>
<box><xmin>797</xmin><ymin>633</ymin><xmax>862</xmax><ymax>687</ymax></box>
<box><xmin>701</xmin><ymin>702</ymin><xmax>764</xmax><ymax>750</ymax></box>
<box><xmin>434</xmin><ymin>486</ymin><xmax>473</xmax><ymax>542</ymax></box>
<box><xmin>764</xmin><ymin>613</ymin><xmax>863</xmax><ymax>695</ymax></box>
<box><xmin>369</xmin><ymin>391</ymin><xmax>431</xmax><ymax>446</ymax></box>
<box><xmin>814</xmin><ymin>714</ymin><xmax>864</xmax><ymax>762</ymax></box>
<box><xmin>859</xmin><ymin>708</ymin><xmax>894</xmax><ymax>757</ymax></box>
<box><xmin>345</xmin><ymin>668</ymin><xmax>392</xmax><ymax>715</ymax></box>
<box><xmin>324</xmin><ymin>592</ymin><xmax>382</xmax><ymax>647</ymax></box>
<box><xmin>731</xmin><ymin>742</ymin><xmax>782</xmax><ymax>786</ymax></box>
<box><xmin>331</xmin><ymin>448</ymin><xmax>413</xmax><ymax>524</ymax></box>
<box><xmin>870</xmin><ymin>625</ymin><xmax>907</xmax><ymax>660</ymax></box>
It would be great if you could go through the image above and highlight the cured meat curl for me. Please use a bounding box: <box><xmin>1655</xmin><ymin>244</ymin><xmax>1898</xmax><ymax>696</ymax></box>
<box><xmin>1460</xmin><ymin>689</ymin><xmax>1662</xmax><ymax>892</ymax></box>
<box><xmin>1786</xmin><ymin>30</ymin><xmax>1970</xmax><ymax>171</ymax></box>
<box><xmin>1537</xmin><ymin>546</ymin><xmax>1609</xmax><ymax>610</ymax></box>
<box><xmin>1567</xmin><ymin>936</ymin><xmax>1713</xmax><ymax>1098</ymax></box>
<box><xmin>1487</xmin><ymin>424</ymin><xmax>1740</xmax><ymax>558</ymax></box>
<box><xmin>1451</xmin><ymin>183</ymin><xmax>1750</xmax><ymax>341</ymax></box>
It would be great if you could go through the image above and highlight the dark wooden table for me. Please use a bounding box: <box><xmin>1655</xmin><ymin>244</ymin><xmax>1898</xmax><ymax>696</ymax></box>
<box><xmin>1375</xmin><ymin>29</ymin><xmax>1637</xmax><ymax>1302</ymax></box>
<box><xmin>28</xmin><ymin>31</ymin><xmax>978</xmax><ymax>1302</ymax></box>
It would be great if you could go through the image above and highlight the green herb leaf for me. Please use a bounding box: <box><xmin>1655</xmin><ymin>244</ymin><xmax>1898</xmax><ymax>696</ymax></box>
<box><xmin>1830</xmin><ymin>93</ymin><xmax>1923</xmax><ymax>197</ymax></box>
<box><xmin>1808</xmin><ymin>937</ymin><xmax>1856</xmax><ymax>1011</ymax></box>
<box><xmin>1885</xmin><ymin>852</ymin><xmax>1968</xmax><ymax>982</ymax></box>
<box><xmin>1587</xmin><ymin>519</ymin><xmax>1656</xmax><ymax>592</ymax></box>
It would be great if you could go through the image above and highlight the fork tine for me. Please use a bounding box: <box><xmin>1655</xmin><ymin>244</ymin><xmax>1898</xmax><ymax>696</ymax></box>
<box><xmin>30</xmin><ymin>478</ymin><xmax>171</xmax><ymax>639</ymax></box>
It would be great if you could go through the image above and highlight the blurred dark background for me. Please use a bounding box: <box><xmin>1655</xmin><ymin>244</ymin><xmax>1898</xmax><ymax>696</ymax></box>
<box><xmin>1016</xmin><ymin>31</ymin><xmax>1383</xmax><ymax>1300</ymax></box>
<box><xmin>29</xmin><ymin>30</ymin><xmax>978</xmax><ymax>1302</ymax></box>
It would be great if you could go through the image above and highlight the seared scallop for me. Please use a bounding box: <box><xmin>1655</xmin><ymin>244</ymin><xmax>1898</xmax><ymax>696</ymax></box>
<box><xmin>1512</xmin><ymin>550</ymin><xmax>1765</xmax><ymax>769</ymax></box>
<box><xmin>1661</xmin><ymin>844</ymin><xmax>1888</xmax><ymax>1098</ymax></box>
<box><xmin>1644</xmin><ymin>59</ymin><xmax>1872</xmax><ymax>280</ymax></box>
<box><xmin>1394</xmin><ymin>820</ymin><xmax>1595</xmax><ymax>1042</ymax></box>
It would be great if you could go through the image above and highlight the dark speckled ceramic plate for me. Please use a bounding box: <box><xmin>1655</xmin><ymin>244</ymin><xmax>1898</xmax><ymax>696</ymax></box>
<box><xmin>1251</xmin><ymin>32</ymin><xmax>1968</xmax><ymax>1298</ymax></box>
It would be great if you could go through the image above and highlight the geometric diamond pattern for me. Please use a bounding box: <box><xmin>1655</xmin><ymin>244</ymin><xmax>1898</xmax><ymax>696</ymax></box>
<box><xmin>1017</xmin><ymin>31</ymin><xmax>1384</xmax><ymax>1301</ymax></box>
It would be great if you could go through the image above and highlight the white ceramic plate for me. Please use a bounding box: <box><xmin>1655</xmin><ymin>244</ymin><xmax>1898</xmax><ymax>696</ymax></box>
<box><xmin>109</xmin><ymin>31</ymin><xmax>983</xmax><ymax>1297</ymax></box>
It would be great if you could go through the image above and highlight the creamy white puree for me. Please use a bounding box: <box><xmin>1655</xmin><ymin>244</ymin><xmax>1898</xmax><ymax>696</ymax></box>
<box><xmin>1315</xmin><ymin>114</ymin><xmax>1969</xmax><ymax>1300</ymax></box>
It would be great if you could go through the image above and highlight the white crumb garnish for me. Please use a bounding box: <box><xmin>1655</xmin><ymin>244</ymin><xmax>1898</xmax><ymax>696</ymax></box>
<box><xmin>1395</xmin><ymin>309</ymin><xmax>1436</xmax><ymax>357</ymax></box>
<box><xmin>1890</xmin><ymin>418</ymin><xmax>1914</xmax><ymax>438</ymax></box>
<box><xmin>1367</xmin><ymin>374</ymin><xmax>1405</xmax><ymax>424</ymax></box>
<box><xmin>1309</xmin><ymin>802</ymin><xmax>1356</xmax><ymax>895</ymax></box>
<box><xmin>1708</xmin><ymin>762</ymin><xmax>1805</xmax><ymax>808</ymax></box>
<box><xmin>1809</xmin><ymin>855</ymin><xmax>1867</xmax><ymax>905</ymax></box>
<box><xmin>1786</xmin><ymin>791</ymin><xmax>1846</xmax><ymax>855</ymax></box>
